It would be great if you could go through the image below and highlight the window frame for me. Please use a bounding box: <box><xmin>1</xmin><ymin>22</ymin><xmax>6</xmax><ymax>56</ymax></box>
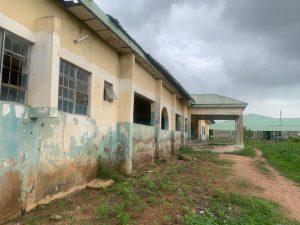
<box><xmin>103</xmin><ymin>80</ymin><xmax>117</xmax><ymax>102</ymax></box>
<box><xmin>0</xmin><ymin>30</ymin><xmax>30</xmax><ymax>104</ymax></box>
<box><xmin>58</xmin><ymin>59</ymin><xmax>90</xmax><ymax>116</ymax></box>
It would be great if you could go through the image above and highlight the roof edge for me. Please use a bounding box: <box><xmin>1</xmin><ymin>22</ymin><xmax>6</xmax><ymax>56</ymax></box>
<box><xmin>66</xmin><ymin>0</ymin><xmax>194</xmax><ymax>103</ymax></box>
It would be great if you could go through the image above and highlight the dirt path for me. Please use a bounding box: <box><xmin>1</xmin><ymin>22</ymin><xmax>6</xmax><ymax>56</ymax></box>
<box><xmin>220</xmin><ymin>149</ymin><xmax>300</xmax><ymax>221</ymax></box>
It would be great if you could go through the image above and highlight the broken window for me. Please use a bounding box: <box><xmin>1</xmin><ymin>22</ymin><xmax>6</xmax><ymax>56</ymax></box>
<box><xmin>104</xmin><ymin>81</ymin><xmax>117</xmax><ymax>102</ymax></box>
<box><xmin>161</xmin><ymin>107</ymin><xmax>169</xmax><ymax>130</ymax></box>
<box><xmin>0</xmin><ymin>30</ymin><xmax>30</xmax><ymax>103</ymax></box>
<box><xmin>133</xmin><ymin>93</ymin><xmax>152</xmax><ymax>126</ymax></box>
<box><xmin>58</xmin><ymin>59</ymin><xmax>90</xmax><ymax>115</ymax></box>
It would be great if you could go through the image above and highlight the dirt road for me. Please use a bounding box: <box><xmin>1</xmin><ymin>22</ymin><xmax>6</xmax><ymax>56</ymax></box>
<box><xmin>220</xmin><ymin>149</ymin><xmax>300</xmax><ymax>221</ymax></box>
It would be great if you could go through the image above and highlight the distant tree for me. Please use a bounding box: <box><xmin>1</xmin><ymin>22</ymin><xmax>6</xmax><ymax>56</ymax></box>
<box><xmin>244</xmin><ymin>127</ymin><xmax>253</xmax><ymax>139</ymax></box>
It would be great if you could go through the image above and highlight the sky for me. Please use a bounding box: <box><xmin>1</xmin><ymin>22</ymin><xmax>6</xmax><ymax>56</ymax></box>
<box><xmin>94</xmin><ymin>0</ymin><xmax>300</xmax><ymax>118</ymax></box>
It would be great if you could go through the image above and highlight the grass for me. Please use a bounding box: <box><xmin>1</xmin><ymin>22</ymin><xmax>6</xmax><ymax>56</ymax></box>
<box><xmin>12</xmin><ymin>147</ymin><xmax>300</xmax><ymax>225</ymax></box>
<box><xmin>208</xmin><ymin>139</ymin><xmax>235</xmax><ymax>146</ymax></box>
<box><xmin>234</xmin><ymin>178</ymin><xmax>264</xmax><ymax>192</ymax></box>
<box><xmin>225</xmin><ymin>145</ymin><xmax>256</xmax><ymax>158</ymax></box>
<box><xmin>182</xmin><ymin>189</ymin><xmax>299</xmax><ymax>225</ymax></box>
<box><xmin>249</xmin><ymin>140</ymin><xmax>300</xmax><ymax>184</ymax></box>
<box><xmin>181</xmin><ymin>190</ymin><xmax>299</xmax><ymax>225</ymax></box>
<box><xmin>254</xmin><ymin>159</ymin><xmax>272</xmax><ymax>176</ymax></box>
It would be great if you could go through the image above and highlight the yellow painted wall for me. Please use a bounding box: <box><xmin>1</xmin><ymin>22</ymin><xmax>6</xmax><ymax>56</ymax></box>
<box><xmin>133</xmin><ymin>63</ymin><xmax>156</xmax><ymax>101</ymax></box>
<box><xmin>0</xmin><ymin>0</ymin><xmax>122</xmax><ymax>130</ymax></box>
<box><xmin>0</xmin><ymin>0</ymin><xmax>119</xmax><ymax>76</ymax></box>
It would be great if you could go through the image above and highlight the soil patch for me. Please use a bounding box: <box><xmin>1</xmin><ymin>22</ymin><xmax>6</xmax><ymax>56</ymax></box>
<box><xmin>220</xmin><ymin>149</ymin><xmax>300</xmax><ymax>221</ymax></box>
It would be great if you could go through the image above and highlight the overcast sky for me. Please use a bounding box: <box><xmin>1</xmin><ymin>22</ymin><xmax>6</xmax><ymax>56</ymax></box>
<box><xmin>94</xmin><ymin>0</ymin><xmax>300</xmax><ymax>118</ymax></box>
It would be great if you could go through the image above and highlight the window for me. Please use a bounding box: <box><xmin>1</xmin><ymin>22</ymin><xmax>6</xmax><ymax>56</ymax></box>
<box><xmin>103</xmin><ymin>81</ymin><xmax>117</xmax><ymax>102</ymax></box>
<box><xmin>0</xmin><ymin>30</ymin><xmax>30</xmax><ymax>103</ymax></box>
<box><xmin>58</xmin><ymin>59</ymin><xmax>90</xmax><ymax>115</ymax></box>
<box><xmin>133</xmin><ymin>93</ymin><xmax>152</xmax><ymax>126</ymax></box>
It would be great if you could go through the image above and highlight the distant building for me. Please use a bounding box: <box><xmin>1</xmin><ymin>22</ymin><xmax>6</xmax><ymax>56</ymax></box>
<box><xmin>210</xmin><ymin>114</ymin><xmax>300</xmax><ymax>140</ymax></box>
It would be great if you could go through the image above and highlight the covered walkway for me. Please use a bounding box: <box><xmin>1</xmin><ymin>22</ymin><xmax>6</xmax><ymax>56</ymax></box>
<box><xmin>189</xmin><ymin>94</ymin><xmax>247</xmax><ymax>147</ymax></box>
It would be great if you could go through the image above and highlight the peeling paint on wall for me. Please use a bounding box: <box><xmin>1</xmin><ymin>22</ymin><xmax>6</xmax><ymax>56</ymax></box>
<box><xmin>160</xmin><ymin>130</ymin><xmax>172</xmax><ymax>158</ymax></box>
<box><xmin>0</xmin><ymin>102</ymin><xmax>128</xmax><ymax>222</ymax></box>
<box><xmin>132</xmin><ymin>124</ymin><xmax>155</xmax><ymax>170</ymax></box>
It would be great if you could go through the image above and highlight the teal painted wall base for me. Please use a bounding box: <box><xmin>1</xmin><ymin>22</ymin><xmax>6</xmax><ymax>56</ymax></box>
<box><xmin>0</xmin><ymin>102</ymin><xmax>189</xmax><ymax>223</ymax></box>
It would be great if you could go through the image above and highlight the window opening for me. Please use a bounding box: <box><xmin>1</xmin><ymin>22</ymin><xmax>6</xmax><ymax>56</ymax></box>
<box><xmin>58</xmin><ymin>59</ymin><xmax>90</xmax><ymax>115</ymax></box>
<box><xmin>133</xmin><ymin>93</ymin><xmax>152</xmax><ymax>126</ymax></box>
<box><xmin>0</xmin><ymin>31</ymin><xmax>30</xmax><ymax>103</ymax></box>
<box><xmin>104</xmin><ymin>81</ymin><xmax>117</xmax><ymax>102</ymax></box>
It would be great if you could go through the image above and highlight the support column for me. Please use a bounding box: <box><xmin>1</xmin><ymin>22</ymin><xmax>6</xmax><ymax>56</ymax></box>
<box><xmin>117</xmin><ymin>53</ymin><xmax>135</xmax><ymax>175</ymax></box>
<box><xmin>197</xmin><ymin>120</ymin><xmax>201</xmax><ymax>142</ymax></box>
<box><xmin>28</xmin><ymin>16</ymin><xmax>61</xmax><ymax>117</ymax></box>
<box><xmin>171</xmin><ymin>93</ymin><xmax>176</xmax><ymax>153</ymax></box>
<box><xmin>118</xmin><ymin>53</ymin><xmax>135</xmax><ymax>123</ymax></box>
<box><xmin>180</xmin><ymin>104</ymin><xmax>186</xmax><ymax>147</ymax></box>
<box><xmin>186</xmin><ymin>108</ymin><xmax>192</xmax><ymax>144</ymax></box>
<box><xmin>152</xmin><ymin>79</ymin><xmax>163</xmax><ymax>158</ymax></box>
<box><xmin>235</xmin><ymin>114</ymin><xmax>244</xmax><ymax>147</ymax></box>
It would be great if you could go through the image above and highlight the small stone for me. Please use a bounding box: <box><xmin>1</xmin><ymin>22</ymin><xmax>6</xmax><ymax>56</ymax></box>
<box><xmin>199</xmin><ymin>210</ymin><xmax>205</xmax><ymax>215</ymax></box>
<box><xmin>147</xmin><ymin>170</ymin><xmax>152</xmax><ymax>173</ymax></box>
<box><xmin>49</xmin><ymin>215</ymin><xmax>62</xmax><ymax>221</ymax></box>
<box><xmin>87</xmin><ymin>179</ymin><xmax>114</xmax><ymax>189</ymax></box>
<box><xmin>178</xmin><ymin>154</ymin><xmax>193</xmax><ymax>162</ymax></box>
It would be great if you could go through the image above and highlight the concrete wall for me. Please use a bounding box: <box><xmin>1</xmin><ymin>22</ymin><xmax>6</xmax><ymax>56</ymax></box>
<box><xmin>0</xmin><ymin>0</ymin><xmax>189</xmax><ymax>222</ymax></box>
<box><xmin>0</xmin><ymin>102</ymin><xmax>131</xmax><ymax>223</ymax></box>
<box><xmin>132</xmin><ymin>124</ymin><xmax>155</xmax><ymax>170</ymax></box>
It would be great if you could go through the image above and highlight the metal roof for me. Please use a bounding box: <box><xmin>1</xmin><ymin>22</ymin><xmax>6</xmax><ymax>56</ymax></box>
<box><xmin>191</xmin><ymin>94</ymin><xmax>248</xmax><ymax>108</ymax></box>
<box><xmin>59</xmin><ymin>0</ymin><xmax>194</xmax><ymax>104</ymax></box>
<box><xmin>210</xmin><ymin>113</ymin><xmax>300</xmax><ymax>131</ymax></box>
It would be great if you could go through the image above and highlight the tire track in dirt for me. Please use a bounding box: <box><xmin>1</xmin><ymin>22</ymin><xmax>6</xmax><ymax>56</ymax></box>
<box><xmin>220</xmin><ymin>149</ymin><xmax>300</xmax><ymax>221</ymax></box>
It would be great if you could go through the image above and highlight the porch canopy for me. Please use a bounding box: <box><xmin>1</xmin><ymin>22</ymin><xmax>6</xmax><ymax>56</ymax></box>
<box><xmin>190</xmin><ymin>94</ymin><xmax>247</xmax><ymax>146</ymax></box>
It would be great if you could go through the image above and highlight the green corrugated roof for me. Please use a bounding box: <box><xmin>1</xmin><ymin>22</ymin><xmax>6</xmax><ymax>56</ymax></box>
<box><xmin>210</xmin><ymin>113</ymin><xmax>300</xmax><ymax>131</ymax></box>
<box><xmin>191</xmin><ymin>94</ymin><xmax>247</xmax><ymax>108</ymax></box>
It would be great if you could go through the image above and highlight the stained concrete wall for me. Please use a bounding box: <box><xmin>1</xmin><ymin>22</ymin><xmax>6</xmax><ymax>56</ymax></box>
<box><xmin>0</xmin><ymin>1</ymin><xmax>189</xmax><ymax>223</ymax></box>
<box><xmin>160</xmin><ymin>130</ymin><xmax>172</xmax><ymax>158</ymax></box>
<box><xmin>132</xmin><ymin>124</ymin><xmax>155</xmax><ymax>170</ymax></box>
<box><xmin>0</xmin><ymin>102</ymin><xmax>131</xmax><ymax>223</ymax></box>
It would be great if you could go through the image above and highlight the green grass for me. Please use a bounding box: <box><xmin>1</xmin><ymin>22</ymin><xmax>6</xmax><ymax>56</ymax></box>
<box><xmin>208</xmin><ymin>139</ymin><xmax>235</xmax><ymax>146</ymax></box>
<box><xmin>182</xmin><ymin>190</ymin><xmax>299</xmax><ymax>225</ymax></box>
<box><xmin>225</xmin><ymin>146</ymin><xmax>256</xmax><ymax>158</ymax></box>
<box><xmin>254</xmin><ymin>159</ymin><xmax>272</xmax><ymax>176</ymax></box>
<box><xmin>249</xmin><ymin>140</ymin><xmax>300</xmax><ymax>184</ymax></box>
<box><xmin>13</xmin><ymin>147</ymin><xmax>299</xmax><ymax>225</ymax></box>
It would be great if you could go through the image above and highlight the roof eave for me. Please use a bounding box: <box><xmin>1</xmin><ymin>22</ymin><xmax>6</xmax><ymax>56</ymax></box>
<box><xmin>60</xmin><ymin>0</ymin><xmax>193</xmax><ymax>103</ymax></box>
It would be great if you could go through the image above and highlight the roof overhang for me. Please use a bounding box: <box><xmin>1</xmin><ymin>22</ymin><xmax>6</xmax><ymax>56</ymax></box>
<box><xmin>59</xmin><ymin>0</ymin><xmax>193</xmax><ymax>104</ymax></box>
<box><xmin>192</xmin><ymin>104</ymin><xmax>248</xmax><ymax>109</ymax></box>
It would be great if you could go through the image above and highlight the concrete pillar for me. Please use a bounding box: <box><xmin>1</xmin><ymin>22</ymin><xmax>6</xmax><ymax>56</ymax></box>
<box><xmin>171</xmin><ymin>93</ymin><xmax>176</xmax><ymax>153</ymax></box>
<box><xmin>186</xmin><ymin>108</ymin><xmax>192</xmax><ymax>144</ymax></box>
<box><xmin>235</xmin><ymin>114</ymin><xmax>244</xmax><ymax>147</ymax></box>
<box><xmin>180</xmin><ymin>104</ymin><xmax>186</xmax><ymax>147</ymax></box>
<box><xmin>117</xmin><ymin>53</ymin><xmax>135</xmax><ymax>175</ymax></box>
<box><xmin>28</xmin><ymin>16</ymin><xmax>61</xmax><ymax>117</ymax></box>
<box><xmin>152</xmin><ymin>79</ymin><xmax>163</xmax><ymax>158</ymax></box>
<box><xmin>197</xmin><ymin>120</ymin><xmax>201</xmax><ymax>142</ymax></box>
<box><xmin>118</xmin><ymin>53</ymin><xmax>135</xmax><ymax>122</ymax></box>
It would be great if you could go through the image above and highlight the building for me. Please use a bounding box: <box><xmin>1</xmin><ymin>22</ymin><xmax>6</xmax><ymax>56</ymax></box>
<box><xmin>190</xmin><ymin>94</ymin><xmax>247</xmax><ymax>144</ymax></box>
<box><xmin>210</xmin><ymin>113</ymin><xmax>300</xmax><ymax>140</ymax></box>
<box><xmin>0</xmin><ymin>0</ymin><xmax>247</xmax><ymax>223</ymax></box>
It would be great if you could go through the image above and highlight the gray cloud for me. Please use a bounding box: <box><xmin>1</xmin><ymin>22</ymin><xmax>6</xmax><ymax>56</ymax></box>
<box><xmin>95</xmin><ymin>0</ymin><xmax>300</xmax><ymax>117</ymax></box>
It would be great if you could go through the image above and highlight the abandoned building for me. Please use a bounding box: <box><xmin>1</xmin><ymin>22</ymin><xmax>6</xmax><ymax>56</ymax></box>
<box><xmin>0</xmin><ymin>0</ymin><xmax>247</xmax><ymax>223</ymax></box>
<box><xmin>211</xmin><ymin>113</ymin><xmax>300</xmax><ymax>140</ymax></box>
